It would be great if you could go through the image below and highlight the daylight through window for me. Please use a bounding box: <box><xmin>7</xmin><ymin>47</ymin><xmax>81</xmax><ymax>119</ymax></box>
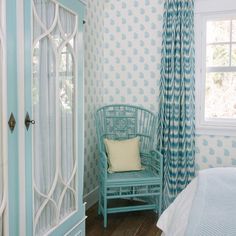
<box><xmin>205</xmin><ymin>19</ymin><xmax>236</xmax><ymax>119</ymax></box>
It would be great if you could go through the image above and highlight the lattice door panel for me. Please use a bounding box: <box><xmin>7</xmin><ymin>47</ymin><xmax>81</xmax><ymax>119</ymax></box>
<box><xmin>32</xmin><ymin>0</ymin><xmax>79</xmax><ymax>235</ymax></box>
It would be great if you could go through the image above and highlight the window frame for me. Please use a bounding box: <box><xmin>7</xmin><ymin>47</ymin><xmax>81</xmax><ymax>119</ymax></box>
<box><xmin>195</xmin><ymin>11</ymin><xmax>236</xmax><ymax>136</ymax></box>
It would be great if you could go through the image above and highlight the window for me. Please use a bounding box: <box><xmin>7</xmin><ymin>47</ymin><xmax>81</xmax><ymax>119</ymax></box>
<box><xmin>196</xmin><ymin>12</ymin><xmax>236</xmax><ymax>135</ymax></box>
<box><xmin>206</xmin><ymin>19</ymin><xmax>236</xmax><ymax>119</ymax></box>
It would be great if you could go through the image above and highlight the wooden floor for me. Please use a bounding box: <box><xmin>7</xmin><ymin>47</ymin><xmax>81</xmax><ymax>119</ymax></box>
<box><xmin>86</xmin><ymin>200</ymin><xmax>162</xmax><ymax>236</ymax></box>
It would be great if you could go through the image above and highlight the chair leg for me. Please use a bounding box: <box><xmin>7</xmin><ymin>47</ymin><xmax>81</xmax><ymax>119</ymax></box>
<box><xmin>103</xmin><ymin>193</ymin><xmax>107</xmax><ymax>228</ymax></box>
<box><xmin>104</xmin><ymin>211</ymin><xmax>107</xmax><ymax>228</ymax></box>
<box><xmin>154</xmin><ymin>196</ymin><xmax>158</xmax><ymax>214</ymax></box>
<box><xmin>159</xmin><ymin>190</ymin><xmax>163</xmax><ymax>216</ymax></box>
<box><xmin>98</xmin><ymin>190</ymin><xmax>101</xmax><ymax>215</ymax></box>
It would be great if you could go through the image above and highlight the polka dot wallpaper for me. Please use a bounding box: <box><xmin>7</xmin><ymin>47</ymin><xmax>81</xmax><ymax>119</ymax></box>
<box><xmin>103</xmin><ymin>0</ymin><xmax>164</xmax><ymax>112</ymax></box>
<box><xmin>83</xmin><ymin>0</ymin><xmax>236</xmax><ymax>197</ymax></box>
<box><xmin>84</xmin><ymin>0</ymin><xmax>104</xmax><ymax>195</ymax></box>
<box><xmin>195</xmin><ymin>135</ymin><xmax>236</xmax><ymax>172</ymax></box>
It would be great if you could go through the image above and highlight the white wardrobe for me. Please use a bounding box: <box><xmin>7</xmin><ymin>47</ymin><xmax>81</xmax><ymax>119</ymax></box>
<box><xmin>0</xmin><ymin>0</ymin><xmax>86</xmax><ymax>235</ymax></box>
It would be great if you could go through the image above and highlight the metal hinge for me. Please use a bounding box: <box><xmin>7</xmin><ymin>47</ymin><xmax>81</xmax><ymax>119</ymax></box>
<box><xmin>8</xmin><ymin>113</ymin><xmax>16</xmax><ymax>132</ymax></box>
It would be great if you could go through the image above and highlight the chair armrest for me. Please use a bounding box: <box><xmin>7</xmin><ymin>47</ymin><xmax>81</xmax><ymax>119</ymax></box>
<box><xmin>148</xmin><ymin>150</ymin><xmax>163</xmax><ymax>176</ymax></box>
<box><xmin>150</xmin><ymin>149</ymin><xmax>162</xmax><ymax>161</ymax></box>
<box><xmin>99</xmin><ymin>151</ymin><xmax>108</xmax><ymax>179</ymax></box>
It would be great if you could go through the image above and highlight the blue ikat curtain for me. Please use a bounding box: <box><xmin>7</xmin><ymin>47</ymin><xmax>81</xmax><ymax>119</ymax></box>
<box><xmin>158</xmin><ymin>0</ymin><xmax>195</xmax><ymax>209</ymax></box>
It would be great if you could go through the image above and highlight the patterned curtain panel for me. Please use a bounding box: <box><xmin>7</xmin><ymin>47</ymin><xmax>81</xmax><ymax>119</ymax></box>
<box><xmin>158</xmin><ymin>0</ymin><xmax>195</xmax><ymax>209</ymax></box>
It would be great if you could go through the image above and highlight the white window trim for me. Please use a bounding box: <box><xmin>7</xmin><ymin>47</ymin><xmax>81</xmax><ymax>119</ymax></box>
<box><xmin>195</xmin><ymin>8</ymin><xmax>236</xmax><ymax>137</ymax></box>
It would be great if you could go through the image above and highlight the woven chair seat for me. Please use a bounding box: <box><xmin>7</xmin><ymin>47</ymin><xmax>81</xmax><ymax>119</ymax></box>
<box><xmin>107</xmin><ymin>169</ymin><xmax>160</xmax><ymax>185</ymax></box>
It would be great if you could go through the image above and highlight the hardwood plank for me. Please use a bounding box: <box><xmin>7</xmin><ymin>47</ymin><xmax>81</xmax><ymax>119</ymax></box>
<box><xmin>111</xmin><ymin>212</ymin><xmax>147</xmax><ymax>236</ymax></box>
<box><xmin>86</xmin><ymin>200</ymin><xmax>162</xmax><ymax>236</ymax></box>
<box><xmin>135</xmin><ymin>212</ymin><xmax>162</xmax><ymax>236</ymax></box>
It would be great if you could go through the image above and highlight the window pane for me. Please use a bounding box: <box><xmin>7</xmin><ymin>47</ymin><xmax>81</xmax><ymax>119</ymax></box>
<box><xmin>207</xmin><ymin>20</ymin><xmax>230</xmax><ymax>43</ymax></box>
<box><xmin>206</xmin><ymin>44</ymin><xmax>230</xmax><ymax>67</ymax></box>
<box><xmin>233</xmin><ymin>20</ymin><xmax>236</xmax><ymax>42</ymax></box>
<box><xmin>205</xmin><ymin>72</ymin><xmax>236</xmax><ymax>119</ymax></box>
<box><xmin>232</xmin><ymin>44</ymin><xmax>236</xmax><ymax>66</ymax></box>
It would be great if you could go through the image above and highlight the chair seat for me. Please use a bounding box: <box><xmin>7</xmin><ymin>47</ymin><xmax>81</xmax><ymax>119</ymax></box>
<box><xmin>107</xmin><ymin>169</ymin><xmax>161</xmax><ymax>186</ymax></box>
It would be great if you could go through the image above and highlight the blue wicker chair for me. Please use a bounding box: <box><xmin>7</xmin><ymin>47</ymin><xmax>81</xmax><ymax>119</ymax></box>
<box><xmin>95</xmin><ymin>104</ymin><xmax>163</xmax><ymax>227</ymax></box>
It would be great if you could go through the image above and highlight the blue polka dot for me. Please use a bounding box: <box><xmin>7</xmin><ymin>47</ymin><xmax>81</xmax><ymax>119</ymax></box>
<box><xmin>145</xmin><ymin>0</ymin><xmax>150</xmax><ymax>6</ymax></box>
<box><xmin>209</xmin><ymin>148</ymin><xmax>215</xmax><ymax>155</ymax></box>
<box><xmin>202</xmin><ymin>156</ymin><xmax>208</xmax><ymax>163</ymax></box>
<box><xmin>139</xmin><ymin>88</ymin><xmax>144</xmax><ymax>94</ymax></box>
<box><xmin>132</xmin><ymin>96</ymin><xmax>137</xmax><ymax>102</ymax></box>
<box><xmin>203</xmin><ymin>139</ymin><xmax>208</xmax><ymax>146</ymax></box>
<box><xmin>224</xmin><ymin>149</ymin><xmax>230</xmax><ymax>156</ymax></box>
<box><xmin>216</xmin><ymin>157</ymin><xmax>222</xmax><ymax>164</ymax></box>
<box><xmin>232</xmin><ymin>141</ymin><xmax>236</xmax><ymax>148</ymax></box>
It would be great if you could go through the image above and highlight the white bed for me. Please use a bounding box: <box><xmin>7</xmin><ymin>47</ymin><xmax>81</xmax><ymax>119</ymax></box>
<box><xmin>157</xmin><ymin>177</ymin><xmax>197</xmax><ymax>236</ymax></box>
<box><xmin>157</xmin><ymin>167</ymin><xmax>236</xmax><ymax>236</ymax></box>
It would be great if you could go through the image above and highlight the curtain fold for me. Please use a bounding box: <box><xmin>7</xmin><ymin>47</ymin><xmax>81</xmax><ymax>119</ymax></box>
<box><xmin>158</xmin><ymin>0</ymin><xmax>195</xmax><ymax>210</ymax></box>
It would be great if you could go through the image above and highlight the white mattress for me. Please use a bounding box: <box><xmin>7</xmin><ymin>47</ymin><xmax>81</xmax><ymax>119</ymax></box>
<box><xmin>157</xmin><ymin>178</ymin><xmax>197</xmax><ymax>236</ymax></box>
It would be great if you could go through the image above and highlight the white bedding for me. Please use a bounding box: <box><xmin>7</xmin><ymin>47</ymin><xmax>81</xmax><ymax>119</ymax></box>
<box><xmin>157</xmin><ymin>178</ymin><xmax>197</xmax><ymax>236</ymax></box>
<box><xmin>157</xmin><ymin>167</ymin><xmax>236</xmax><ymax>236</ymax></box>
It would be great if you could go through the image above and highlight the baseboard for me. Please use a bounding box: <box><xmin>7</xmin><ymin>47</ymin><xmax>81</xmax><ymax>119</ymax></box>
<box><xmin>83</xmin><ymin>186</ymin><xmax>99</xmax><ymax>210</ymax></box>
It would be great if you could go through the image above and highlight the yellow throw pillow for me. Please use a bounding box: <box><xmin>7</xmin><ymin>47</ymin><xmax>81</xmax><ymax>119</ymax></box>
<box><xmin>104</xmin><ymin>137</ymin><xmax>142</xmax><ymax>173</ymax></box>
